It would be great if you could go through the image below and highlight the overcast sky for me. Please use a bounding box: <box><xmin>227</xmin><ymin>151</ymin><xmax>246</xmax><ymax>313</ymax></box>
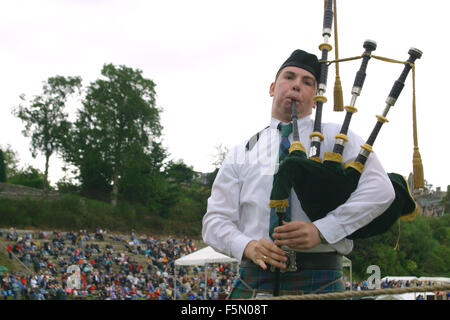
<box><xmin>1</xmin><ymin>0</ymin><xmax>449</xmax><ymax>190</ymax></box>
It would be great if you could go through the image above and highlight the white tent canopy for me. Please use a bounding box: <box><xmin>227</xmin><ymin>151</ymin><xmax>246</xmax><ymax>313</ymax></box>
<box><xmin>175</xmin><ymin>246</ymin><xmax>238</xmax><ymax>266</ymax></box>
<box><xmin>381</xmin><ymin>276</ymin><xmax>450</xmax><ymax>283</ymax></box>
<box><xmin>173</xmin><ymin>246</ymin><xmax>238</xmax><ymax>300</ymax></box>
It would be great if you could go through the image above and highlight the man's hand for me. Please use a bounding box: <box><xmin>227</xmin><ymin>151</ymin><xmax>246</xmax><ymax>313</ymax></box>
<box><xmin>243</xmin><ymin>239</ymin><xmax>287</xmax><ymax>270</ymax></box>
<box><xmin>272</xmin><ymin>220</ymin><xmax>321</xmax><ymax>249</ymax></box>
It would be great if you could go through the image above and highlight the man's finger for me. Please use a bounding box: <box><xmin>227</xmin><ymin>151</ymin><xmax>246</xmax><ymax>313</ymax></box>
<box><xmin>274</xmin><ymin>220</ymin><xmax>306</xmax><ymax>234</ymax></box>
<box><xmin>255</xmin><ymin>258</ymin><xmax>268</xmax><ymax>270</ymax></box>
<box><xmin>260</xmin><ymin>238</ymin><xmax>286</xmax><ymax>256</ymax></box>
<box><xmin>262</xmin><ymin>255</ymin><xmax>286</xmax><ymax>270</ymax></box>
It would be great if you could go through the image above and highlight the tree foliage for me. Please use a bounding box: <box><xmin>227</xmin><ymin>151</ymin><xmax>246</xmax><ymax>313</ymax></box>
<box><xmin>349</xmin><ymin>214</ymin><xmax>450</xmax><ymax>280</ymax></box>
<box><xmin>119</xmin><ymin>141</ymin><xmax>170</xmax><ymax>208</ymax></box>
<box><xmin>61</xmin><ymin>64</ymin><xmax>161</xmax><ymax>206</ymax></box>
<box><xmin>12</xmin><ymin>76</ymin><xmax>82</xmax><ymax>191</ymax></box>
<box><xmin>0</xmin><ymin>144</ymin><xmax>20</xmax><ymax>179</ymax></box>
<box><xmin>0</xmin><ymin>149</ymin><xmax>6</xmax><ymax>182</ymax></box>
<box><xmin>7</xmin><ymin>165</ymin><xmax>46</xmax><ymax>189</ymax></box>
<box><xmin>441</xmin><ymin>185</ymin><xmax>450</xmax><ymax>213</ymax></box>
<box><xmin>165</xmin><ymin>160</ymin><xmax>196</xmax><ymax>184</ymax></box>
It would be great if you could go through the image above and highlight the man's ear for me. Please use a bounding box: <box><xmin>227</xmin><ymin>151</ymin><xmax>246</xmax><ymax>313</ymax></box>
<box><xmin>269</xmin><ymin>82</ymin><xmax>275</xmax><ymax>97</ymax></box>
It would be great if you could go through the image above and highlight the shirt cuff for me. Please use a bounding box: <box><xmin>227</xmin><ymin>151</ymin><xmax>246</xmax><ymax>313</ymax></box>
<box><xmin>313</xmin><ymin>210</ymin><xmax>382</xmax><ymax>244</ymax></box>
<box><xmin>230</xmin><ymin>233</ymin><xmax>254</xmax><ymax>262</ymax></box>
<box><xmin>313</xmin><ymin>215</ymin><xmax>348</xmax><ymax>244</ymax></box>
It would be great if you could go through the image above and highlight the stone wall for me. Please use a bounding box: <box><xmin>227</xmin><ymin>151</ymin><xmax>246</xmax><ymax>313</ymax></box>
<box><xmin>0</xmin><ymin>182</ymin><xmax>59</xmax><ymax>199</ymax></box>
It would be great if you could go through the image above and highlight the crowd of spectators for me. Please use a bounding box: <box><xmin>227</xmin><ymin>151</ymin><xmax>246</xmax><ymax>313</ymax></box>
<box><xmin>344</xmin><ymin>278</ymin><xmax>450</xmax><ymax>300</ymax></box>
<box><xmin>345</xmin><ymin>278</ymin><xmax>449</xmax><ymax>291</ymax></box>
<box><xmin>4</xmin><ymin>228</ymin><xmax>448</xmax><ymax>300</ymax></box>
<box><xmin>1</xmin><ymin>227</ymin><xmax>237</xmax><ymax>300</ymax></box>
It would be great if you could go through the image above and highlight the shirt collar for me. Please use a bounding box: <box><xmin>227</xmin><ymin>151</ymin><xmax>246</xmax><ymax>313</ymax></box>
<box><xmin>270</xmin><ymin>115</ymin><xmax>311</xmax><ymax>130</ymax></box>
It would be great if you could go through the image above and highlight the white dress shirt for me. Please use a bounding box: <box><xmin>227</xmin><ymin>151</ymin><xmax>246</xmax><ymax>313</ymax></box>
<box><xmin>202</xmin><ymin>115</ymin><xmax>395</xmax><ymax>261</ymax></box>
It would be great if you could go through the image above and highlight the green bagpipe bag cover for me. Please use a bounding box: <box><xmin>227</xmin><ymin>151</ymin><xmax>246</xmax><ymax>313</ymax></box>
<box><xmin>347</xmin><ymin>172</ymin><xmax>418</xmax><ymax>239</ymax></box>
<box><xmin>270</xmin><ymin>151</ymin><xmax>418</xmax><ymax>239</ymax></box>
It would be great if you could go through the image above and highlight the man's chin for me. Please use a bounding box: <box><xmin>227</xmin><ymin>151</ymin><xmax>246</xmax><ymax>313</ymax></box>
<box><xmin>283</xmin><ymin>107</ymin><xmax>294</xmax><ymax>118</ymax></box>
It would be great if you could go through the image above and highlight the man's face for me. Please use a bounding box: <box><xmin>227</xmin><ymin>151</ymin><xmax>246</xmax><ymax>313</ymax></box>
<box><xmin>269</xmin><ymin>66</ymin><xmax>316</xmax><ymax>122</ymax></box>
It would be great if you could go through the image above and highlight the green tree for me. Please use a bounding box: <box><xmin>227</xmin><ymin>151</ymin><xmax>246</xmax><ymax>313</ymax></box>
<box><xmin>119</xmin><ymin>141</ymin><xmax>170</xmax><ymax>207</ymax></box>
<box><xmin>349</xmin><ymin>214</ymin><xmax>450</xmax><ymax>279</ymax></box>
<box><xmin>0</xmin><ymin>144</ymin><xmax>20</xmax><ymax>179</ymax></box>
<box><xmin>0</xmin><ymin>149</ymin><xmax>6</xmax><ymax>182</ymax></box>
<box><xmin>12</xmin><ymin>76</ymin><xmax>82</xmax><ymax>192</ymax></box>
<box><xmin>63</xmin><ymin>64</ymin><xmax>161</xmax><ymax>205</ymax></box>
<box><xmin>165</xmin><ymin>160</ymin><xmax>196</xmax><ymax>184</ymax></box>
<box><xmin>429</xmin><ymin>214</ymin><xmax>450</xmax><ymax>246</ymax></box>
<box><xmin>8</xmin><ymin>165</ymin><xmax>45</xmax><ymax>189</ymax></box>
<box><xmin>398</xmin><ymin>215</ymin><xmax>439</xmax><ymax>273</ymax></box>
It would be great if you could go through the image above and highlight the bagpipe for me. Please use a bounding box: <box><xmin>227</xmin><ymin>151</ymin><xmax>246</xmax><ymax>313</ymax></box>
<box><xmin>269</xmin><ymin>0</ymin><xmax>422</xmax><ymax>240</ymax></box>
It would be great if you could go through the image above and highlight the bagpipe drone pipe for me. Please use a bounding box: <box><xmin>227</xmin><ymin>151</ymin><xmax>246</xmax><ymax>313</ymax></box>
<box><xmin>269</xmin><ymin>0</ymin><xmax>421</xmax><ymax>240</ymax></box>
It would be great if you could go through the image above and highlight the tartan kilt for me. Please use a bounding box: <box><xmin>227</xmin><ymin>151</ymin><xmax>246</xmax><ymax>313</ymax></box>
<box><xmin>228</xmin><ymin>265</ymin><xmax>344</xmax><ymax>299</ymax></box>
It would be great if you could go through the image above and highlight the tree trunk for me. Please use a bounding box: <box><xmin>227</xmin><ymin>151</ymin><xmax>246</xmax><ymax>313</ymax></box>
<box><xmin>111</xmin><ymin>169</ymin><xmax>119</xmax><ymax>207</ymax></box>
<box><xmin>44</xmin><ymin>154</ymin><xmax>50</xmax><ymax>196</ymax></box>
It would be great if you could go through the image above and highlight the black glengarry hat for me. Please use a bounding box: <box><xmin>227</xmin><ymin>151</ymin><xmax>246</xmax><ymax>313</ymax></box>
<box><xmin>277</xmin><ymin>49</ymin><xmax>320</xmax><ymax>81</ymax></box>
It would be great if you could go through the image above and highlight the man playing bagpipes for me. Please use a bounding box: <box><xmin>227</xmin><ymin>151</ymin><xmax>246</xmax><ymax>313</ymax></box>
<box><xmin>202</xmin><ymin>0</ymin><xmax>422</xmax><ymax>298</ymax></box>
<box><xmin>202</xmin><ymin>48</ymin><xmax>402</xmax><ymax>298</ymax></box>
